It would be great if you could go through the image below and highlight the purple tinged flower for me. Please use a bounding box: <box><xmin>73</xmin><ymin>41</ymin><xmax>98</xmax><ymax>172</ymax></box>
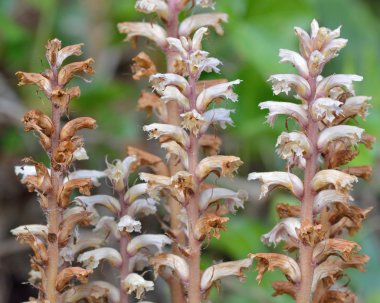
<box><xmin>268</xmin><ymin>74</ymin><xmax>311</xmax><ymax>99</ymax></box>
<box><xmin>317</xmin><ymin>125</ymin><xmax>364</xmax><ymax>150</ymax></box>
<box><xmin>316</xmin><ymin>74</ymin><xmax>363</xmax><ymax>97</ymax></box>
<box><xmin>135</xmin><ymin>0</ymin><xmax>168</xmax><ymax>20</ymax></box>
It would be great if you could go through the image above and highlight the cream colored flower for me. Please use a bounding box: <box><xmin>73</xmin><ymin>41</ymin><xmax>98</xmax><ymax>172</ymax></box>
<box><xmin>150</xmin><ymin>253</ymin><xmax>189</xmax><ymax>281</ymax></box>
<box><xmin>196</xmin><ymin>155</ymin><xmax>243</xmax><ymax>180</ymax></box>
<box><xmin>118</xmin><ymin>215</ymin><xmax>142</xmax><ymax>233</ymax></box>
<box><xmin>259</xmin><ymin>101</ymin><xmax>308</xmax><ymax>127</ymax></box>
<box><xmin>150</xmin><ymin>73</ymin><xmax>189</xmax><ymax>94</ymax></box>
<box><xmin>161</xmin><ymin>140</ymin><xmax>189</xmax><ymax>169</ymax></box>
<box><xmin>181</xmin><ymin>109</ymin><xmax>205</xmax><ymax>136</ymax></box>
<box><xmin>316</xmin><ymin>74</ymin><xmax>363</xmax><ymax>97</ymax></box>
<box><xmin>199</xmin><ymin>187</ymin><xmax>247</xmax><ymax>213</ymax></box>
<box><xmin>248</xmin><ymin>172</ymin><xmax>303</xmax><ymax>199</ymax></box>
<box><xmin>121</xmin><ymin>273</ymin><xmax>154</xmax><ymax>299</ymax></box>
<box><xmin>135</xmin><ymin>0</ymin><xmax>168</xmax><ymax>20</ymax></box>
<box><xmin>342</xmin><ymin>96</ymin><xmax>371</xmax><ymax>120</ymax></box>
<box><xmin>268</xmin><ymin>74</ymin><xmax>311</xmax><ymax>98</ymax></box>
<box><xmin>317</xmin><ymin>125</ymin><xmax>364</xmax><ymax>150</ymax></box>
<box><xmin>196</xmin><ymin>0</ymin><xmax>215</xmax><ymax>9</ymax></box>
<box><xmin>11</xmin><ymin>224</ymin><xmax>47</xmax><ymax>238</ymax></box>
<box><xmin>202</xmin><ymin>108</ymin><xmax>235</xmax><ymax>132</ymax></box>
<box><xmin>261</xmin><ymin>217</ymin><xmax>301</xmax><ymax>246</ymax></box>
<box><xmin>143</xmin><ymin>123</ymin><xmax>190</xmax><ymax>147</ymax></box>
<box><xmin>105</xmin><ymin>156</ymin><xmax>137</xmax><ymax>191</ymax></box>
<box><xmin>279</xmin><ymin>49</ymin><xmax>309</xmax><ymax>77</ymax></box>
<box><xmin>61</xmin><ymin>281</ymin><xmax>120</xmax><ymax>303</ymax></box>
<box><xmin>311</xmin><ymin>98</ymin><xmax>343</xmax><ymax>123</ymax></box>
<box><xmin>125</xmin><ymin>183</ymin><xmax>148</xmax><ymax>203</ymax></box>
<box><xmin>72</xmin><ymin>147</ymin><xmax>89</xmax><ymax>161</ymax></box>
<box><xmin>312</xmin><ymin>169</ymin><xmax>358</xmax><ymax>193</ymax></box>
<box><xmin>314</xmin><ymin>189</ymin><xmax>352</xmax><ymax>212</ymax></box>
<box><xmin>77</xmin><ymin>247</ymin><xmax>122</xmax><ymax>269</ymax></box>
<box><xmin>93</xmin><ymin>216</ymin><xmax>121</xmax><ymax>239</ymax></box>
<box><xmin>117</xmin><ymin>22</ymin><xmax>167</xmax><ymax>48</ymax></box>
<box><xmin>160</xmin><ymin>86</ymin><xmax>190</xmax><ymax>110</ymax></box>
<box><xmin>200</xmin><ymin>258</ymin><xmax>253</xmax><ymax>291</ymax></box>
<box><xmin>128</xmin><ymin>198</ymin><xmax>158</xmax><ymax>218</ymax></box>
<box><xmin>126</xmin><ymin>234</ymin><xmax>172</xmax><ymax>256</ymax></box>
<box><xmin>196</xmin><ymin>79</ymin><xmax>241</xmax><ymax>111</ymax></box>
<box><xmin>74</xmin><ymin>195</ymin><xmax>121</xmax><ymax>215</ymax></box>
<box><xmin>179</xmin><ymin>13</ymin><xmax>228</xmax><ymax>37</ymax></box>
<box><xmin>276</xmin><ymin>131</ymin><xmax>310</xmax><ymax>167</ymax></box>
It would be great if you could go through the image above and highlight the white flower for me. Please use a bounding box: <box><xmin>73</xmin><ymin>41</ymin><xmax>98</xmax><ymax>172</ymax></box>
<box><xmin>166</xmin><ymin>37</ymin><xmax>188</xmax><ymax>57</ymax></box>
<box><xmin>11</xmin><ymin>224</ymin><xmax>47</xmax><ymax>237</ymax></box>
<box><xmin>180</xmin><ymin>109</ymin><xmax>205</xmax><ymax>136</ymax></box>
<box><xmin>316</xmin><ymin>74</ymin><xmax>363</xmax><ymax>97</ymax></box>
<box><xmin>128</xmin><ymin>198</ymin><xmax>158</xmax><ymax>218</ymax></box>
<box><xmin>150</xmin><ymin>253</ymin><xmax>189</xmax><ymax>281</ymax></box>
<box><xmin>201</xmin><ymin>108</ymin><xmax>235</xmax><ymax>132</ymax></box>
<box><xmin>121</xmin><ymin>273</ymin><xmax>154</xmax><ymax>299</ymax></box>
<box><xmin>118</xmin><ymin>215</ymin><xmax>142</xmax><ymax>233</ymax></box>
<box><xmin>105</xmin><ymin>156</ymin><xmax>137</xmax><ymax>191</ymax></box>
<box><xmin>248</xmin><ymin>171</ymin><xmax>303</xmax><ymax>199</ymax></box>
<box><xmin>276</xmin><ymin>131</ymin><xmax>310</xmax><ymax>167</ymax></box>
<box><xmin>196</xmin><ymin>155</ymin><xmax>243</xmax><ymax>180</ymax></box>
<box><xmin>196</xmin><ymin>79</ymin><xmax>241</xmax><ymax>112</ymax></box>
<box><xmin>149</xmin><ymin>73</ymin><xmax>189</xmax><ymax>94</ymax></box>
<box><xmin>261</xmin><ymin>217</ymin><xmax>301</xmax><ymax>246</ymax></box>
<box><xmin>199</xmin><ymin>187</ymin><xmax>247</xmax><ymax>213</ymax></box>
<box><xmin>317</xmin><ymin>125</ymin><xmax>364</xmax><ymax>150</ymax></box>
<box><xmin>179</xmin><ymin>13</ymin><xmax>228</xmax><ymax>37</ymax></box>
<box><xmin>160</xmin><ymin>86</ymin><xmax>190</xmax><ymax>110</ymax></box>
<box><xmin>61</xmin><ymin>281</ymin><xmax>120</xmax><ymax>303</ymax></box>
<box><xmin>311</xmin><ymin>98</ymin><xmax>343</xmax><ymax>123</ymax></box>
<box><xmin>268</xmin><ymin>74</ymin><xmax>311</xmax><ymax>98</ymax></box>
<box><xmin>77</xmin><ymin>247</ymin><xmax>122</xmax><ymax>269</ymax></box>
<box><xmin>143</xmin><ymin>123</ymin><xmax>190</xmax><ymax>147</ymax></box>
<box><xmin>15</xmin><ymin>165</ymin><xmax>37</xmax><ymax>183</ymax></box>
<box><xmin>74</xmin><ymin>195</ymin><xmax>121</xmax><ymax>215</ymax></box>
<box><xmin>200</xmin><ymin>258</ymin><xmax>253</xmax><ymax>291</ymax></box>
<box><xmin>93</xmin><ymin>216</ymin><xmax>121</xmax><ymax>239</ymax></box>
<box><xmin>126</xmin><ymin>234</ymin><xmax>172</xmax><ymax>256</ymax></box>
<box><xmin>279</xmin><ymin>49</ymin><xmax>309</xmax><ymax>77</ymax></box>
<box><xmin>139</xmin><ymin>173</ymin><xmax>171</xmax><ymax>199</ymax></box>
<box><xmin>312</xmin><ymin>169</ymin><xmax>358</xmax><ymax>193</ymax></box>
<box><xmin>68</xmin><ymin>170</ymin><xmax>106</xmax><ymax>187</ymax></box>
<box><xmin>314</xmin><ymin>189</ymin><xmax>352</xmax><ymax>212</ymax></box>
<box><xmin>72</xmin><ymin>147</ymin><xmax>89</xmax><ymax>161</ymax></box>
<box><xmin>161</xmin><ymin>141</ymin><xmax>189</xmax><ymax>169</ymax></box>
<box><xmin>259</xmin><ymin>101</ymin><xmax>308</xmax><ymax>128</ymax></box>
<box><xmin>117</xmin><ymin>22</ymin><xmax>167</xmax><ymax>49</ymax></box>
<box><xmin>135</xmin><ymin>0</ymin><xmax>168</xmax><ymax>20</ymax></box>
<box><xmin>191</xmin><ymin>27</ymin><xmax>208</xmax><ymax>51</ymax></box>
<box><xmin>342</xmin><ymin>96</ymin><xmax>371</xmax><ymax>120</ymax></box>
<box><xmin>125</xmin><ymin>183</ymin><xmax>148</xmax><ymax>203</ymax></box>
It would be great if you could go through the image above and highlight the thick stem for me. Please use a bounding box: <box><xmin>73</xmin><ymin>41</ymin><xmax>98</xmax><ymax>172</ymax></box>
<box><xmin>297</xmin><ymin>78</ymin><xmax>318</xmax><ymax>303</ymax></box>
<box><xmin>46</xmin><ymin>102</ymin><xmax>62</xmax><ymax>303</ymax></box>
<box><xmin>165</xmin><ymin>1</ymin><xmax>186</xmax><ymax>301</ymax></box>
<box><xmin>186</xmin><ymin>70</ymin><xmax>202</xmax><ymax>303</ymax></box>
<box><xmin>118</xmin><ymin>189</ymin><xmax>130</xmax><ymax>303</ymax></box>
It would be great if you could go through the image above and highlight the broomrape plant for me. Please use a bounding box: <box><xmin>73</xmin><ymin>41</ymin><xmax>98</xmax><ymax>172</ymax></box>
<box><xmin>10</xmin><ymin>1</ymin><xmax>374</xmax><ymax>303</ymax></box>
<box><xmin>249</xmin><ymin>20</ymin><xmax>373</xmax><ymax>303</ymax></box>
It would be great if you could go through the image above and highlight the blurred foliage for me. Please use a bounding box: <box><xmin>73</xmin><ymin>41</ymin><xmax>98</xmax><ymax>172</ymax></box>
<box><xmin>1</xmin><ymin>0</ymin><xmax>380</xmax><ymax>302</ymax></box>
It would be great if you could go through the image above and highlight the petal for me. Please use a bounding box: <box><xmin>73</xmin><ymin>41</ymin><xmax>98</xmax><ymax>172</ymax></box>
<box><xmin>135</xmin><ymin>0</ymin><xmax>168</xmax><ymax>20</ymax></box>
<box><xmin>341</xmin><ymin>96</ymin><xmax>371</xmax><ymax>120</ymax></box>
<box><xmin>126</xmin><ymin>234</ymin><xmax>172</xmax><ymax>256</ymax></box>
<box><xmin>149</xmin><ymin>73</ymin><xmax>189</xmax><ymax>94</ymax></box>
<box><xmin>68</xmin><ymin>170</ymin><xmax>106</xmax><ymax>187</ymax></box>
<box><xmin>199</xmin><ymin>187</ymin><xmax>247</xmax><ymax>212</ymax></box>
<box><xmin>248</xmin><ymin>171</ymin><xmax>303</xmax><ymax>199</ymax></box>
<box><xmin>196</xmin><ymin>79</ymin><xmax>241</xmax><ymax>112</ymax></box>
<box><xmin>276</xmin><ymin>131</ymin><xmax>310</xmax><ymax>168</ymax></box>
<box><xmin>179</xmin><ymin>13</ymin><xmax>228</xmax><ymax>37</ymax></box>
<box><xmin>317</xmin><ymin>125</ymin><xmax>364</xmax><ymax>150</ymax></box>
<box><xmin>311</xmin><ymin>98</ymin><xmax>343</xmax><ymax>123</ymax></box>
<box><xmin>93</xmin><ymin>216</ymin><xmax>121</xmax><ymax>240</ymax></box>
<box><xmin>160</xmin><ymin>86</ymin><xmax>190</xmax><ymax>110</ymax></box>
<box><xmin>313</xmin><ymin>189</ymin><xmax>352</xmax><ymax>213</ymax></box>
<box><xmin>161</xmin><ymin>140</ymin><xmax>189</xmax><ymax>170</ymax></box>
<box><xmin>312</xmin><ymin>169</ymin><xmax>358</xmax><ymax>193</ymax></box>
<box><xmin>61</xmin><ymin>281</ymin><xmax>120</xmax><ymax>303</ymax></box>
<box><xmin>121</xmin><ymin>273</ymin><xmax>154</xmax><ymax>299</ymax></box>
<box><xmin>127</xmin><ymin>198</ymin><xmax>158</xmax><ymax>218</ymax></box>
<box><xmin>261</xmin><ymin>217</ymin><xmax>301</xmax><ymax>247</ymax></box>
<box><xmin>125</xmin><ymin>183</ymin><xmax>149</xmax><ymax>203</ymax></box>
<box><xmin>316</xmin><ymin>74</ymin><xmax>363</xmax><ymax>97</ymax></box>
<box><xmin>118</xmin><ymin>215</ymin><xmax>142</xmax><ymax>233</ymax></box>
<box><xmin>279</xmin><ymin>49</ymin><xmax>309</xmax><ymax>77</ymax></box>
<box><xmin>77</xmin><ymin>247</ymin><xmax>122</xmax><ymax>269</ymax></box>
<box><xmin>150</xmin><ymin>253</ymin><xmax>189</xmax><ymax>281</ymax></box>
<box><xmin>259</xmin><ymin>101</ymin><xmax>308</xmax><ymax>128</ymax></box>
<box><xmin>268</xmin><ymin>74</ymin><xmax>311</xmax><ymax>98</ymax></box>
<box><xmin>201</xmin><ymin>108</ymin><xmax>235</xmax><ymax>132</ymax></box>
<box><xmin>74</xmin><ymin>195</ymin><xmax>121</xmax><ymax>215</ymax></box>
<box><xmin>117</xmin><ymin>22</ymin><xmax>167</xmax><ymax>48</ymax></box>
<box><xmin>143</xmin><ymin>123</ymin><xmax>190</xmax><ymax>147</ymax></box>
<box><xmin>200</xmin><ymin>258</ymin><xmax>253</xmax><ymax>291</ymax></box>
<box><xmin>196</xmin><ymin>155</ymin><xmax>243</xmax><ymax>179</ymax></box>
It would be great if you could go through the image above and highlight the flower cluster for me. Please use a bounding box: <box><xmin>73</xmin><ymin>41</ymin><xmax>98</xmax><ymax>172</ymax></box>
<box><xmin>12</xmin><ymin>39</ymin><xmax>96</xmax><ymax>302</ymax></box>
<box><xmin>118</xmin><ymin>1</ymin><xmax>251</xmax><ymax>302</ymax></box>
<box><xmin>249</xmin><ymin>20</ymin><xmax>373</xmax><ymax>302</ymax></box>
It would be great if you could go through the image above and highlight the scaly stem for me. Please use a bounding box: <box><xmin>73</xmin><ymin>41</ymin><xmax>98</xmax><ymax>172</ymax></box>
<box><xmin>165</xmin><ymin>1</ymin><xmax>186</xmax><ymax>301</ymax></box>
<box><xmin>186</xmin><ymin>68</ymin><xmax>202</xmax><ymax>303</ymax></box>
<box><xmin>46</xmin><ymin>83</ymin><xmax>63</xmax><ymax>302</ymax></box>
<box><xmin>118</xmin><ymin>188</ymin><xmax>130</xmax><ymax>303</ymax></box>
<box><xmin>297</xmin><ymin>77</ymin><xmax>318</xmax><ymax>303</ymax></box>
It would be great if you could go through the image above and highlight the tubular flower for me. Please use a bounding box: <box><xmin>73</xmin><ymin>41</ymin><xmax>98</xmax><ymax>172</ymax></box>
<box><xmin>126</xmin><ymin>234</ymin><xmax>172</xmax><ymax>256</ymax></box>
<box><xmin>249</xmin><ymin>19</ymin><xmax>371</xmax><ymax>301</ymax></box>
<box><xmin>248</xmin><ymin>172</ymin><xmax>303</xmax><ymax>199</ymax></box>
<box><xmin>150</xmin><ymin>253</ymin><xmax>189</xmax><ymax>281</ymax></box>
<box><xmin>179</xmin><ymin>13</ymin><xmax>228</xmax><ymax>37</ymax></box>
<box><xmin>121</xmin><ymin>273</ymin><xmax>154</xmax><ymax>299</ymax></box>
<box><xmin>77</xmin><ymin>247</ymin><xmax>122</xmax><ymax>270</ymax></box>
<box><xmin>135</xmin><ymin>0</ymin><xmax>168</xmax><ymax>20</ymax></box>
